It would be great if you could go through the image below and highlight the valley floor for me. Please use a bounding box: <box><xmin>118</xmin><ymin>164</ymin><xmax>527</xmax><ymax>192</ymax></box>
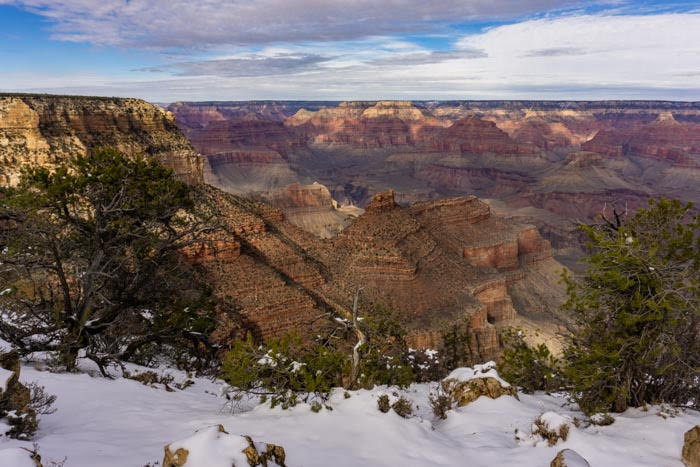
<box><xmin>1</xmin><ymin>359</ymin><xmax>698</xmax><ymax>467</ymax></box>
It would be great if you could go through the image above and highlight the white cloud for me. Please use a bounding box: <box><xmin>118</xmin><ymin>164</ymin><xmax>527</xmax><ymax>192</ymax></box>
<box><xmin>2</xmin><ymin>10</ymin><xmax>699</xmax><ymax>100</ymax></box>
<box><xmin>1</xmin><ymin>0</ymin><xmax>586</xmax><ymax>48</ymax></box>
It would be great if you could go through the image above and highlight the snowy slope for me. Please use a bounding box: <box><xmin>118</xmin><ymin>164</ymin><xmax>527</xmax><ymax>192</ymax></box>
<box><xmin>0</xmin><ymin>363</ymin><xmax>697</xmax><ymax>467</ymax></box>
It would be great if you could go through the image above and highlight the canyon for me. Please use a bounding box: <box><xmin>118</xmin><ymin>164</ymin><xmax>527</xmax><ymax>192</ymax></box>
<box><xmin>169</xmin><ymin>100</ymin><xmax>700</xmax><ymax>268</ymax></box>
<box><xmin>0</xmin><ymin>95</ymin><xmax>575</xmax><ymax>361</ymax></box>
<box><xmin>8</xmin><ymin>96</ymin><xmax>699</xmax><ymax>360</ymax></box>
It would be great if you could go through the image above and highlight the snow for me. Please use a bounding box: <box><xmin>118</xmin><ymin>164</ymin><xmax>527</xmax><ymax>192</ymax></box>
<box><xmin>538</xmin><ymin>411</ymin><xmax>573</xmax><ymax>432</ymax></box>
<box><xmin>167</xmin><ymin>425</ymin><xmax>251</xmax><ymax>467</ymax></box>
<box><xmin>557</xmin><ymin>449</ymin><xmax>591</xmax><ymax>467</ymax></box>
<box><xmin>0</xmin><ymin>367</ymin><xmax>13</xmax><ymax>392</ymax></box>
<box><xmin>0</xmin><ymin>447</ymin><xmax>37</xmax><ymax>467</ymax></box>
<box><xmin>444</xmin><ymin>361</ymin><xmax>511</xmax><ymax>387</ymax></box>
<box><xmin>0</xmin><ymin>362</ymin><xmax>697</xmax><ymax>466</ymax></box>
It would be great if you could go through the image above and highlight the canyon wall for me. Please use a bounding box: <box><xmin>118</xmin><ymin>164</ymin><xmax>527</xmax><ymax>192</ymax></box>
<box><xmin>1</xmin><ymin>95</ymin><xmax>203</xmax><ymax>186</ymax></box>
<box><xmin>170</xmin><ymin>100</ymin><xmax>700</xmax><ymax>262</ymax></box>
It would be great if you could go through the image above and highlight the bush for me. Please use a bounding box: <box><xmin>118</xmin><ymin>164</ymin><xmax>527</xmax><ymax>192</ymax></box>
<box><xmin>377</xmin><ymin>394</ymin><xmax>391</xmax><ymax>413</ymax></box>
<box><xmin>356</xmin><ymin>305</ymin><xmax>415</xmax><ymax>388</ymax></box>
<box><xmin>562</xmin><ymin>199</ymin><xmax>699</xmax><ymax>414</ymax></box>
<box><xmin>497</xmin><ymin>328</ymin><xmax>565</xmax><ymax>393</ymax></box>
<box><xmin>221</xmin><ymin>332</ymin><xmax>347</xmax><ymax>409</ymax></box>
<box><xmin>429</xmin><ymin>384</ymin><xmax>453</xmax><ymax>420</ymax></box>
<box><xmin>391</xmin><ymin>396</ymin><xmax>413</xmax><ymax>418</ymax></box>
<box><xmin>532</xmin><ymin>414</ymin><xmax>570</xmax><ymax>446</ymax></box>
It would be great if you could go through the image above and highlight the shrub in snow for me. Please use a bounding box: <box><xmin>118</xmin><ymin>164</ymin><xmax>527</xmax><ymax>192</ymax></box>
<box><xmin>376</xmin><ymin>393</ymin><xmax>413</xmax><ymax>418</ymax></box>
<box><xmin>391</xmin><ymin>396</ymin><xmax>413</xmax><ymax>418</ymax></box>
<box><xmin>221</xmin><ymin>332</ymin><xmax>346</xmax><ymax>410</ymax></box>
<box><xmin>550</xmin><ymin>449</ymin><xmax>590</xmax><ymax>467</ymax></box>
<box><xmin>377</xmin><ymin>394</ymin><xmax>391</xmax><ymax>413</ymax></box>
<box><xmin>441</xmin><ymin>362</ymin><xmax>517</xmax><ymax>407</ymax></box>
<box><xmin>530</xmin><ymin>412</ymin><xmax>573</xmax><ymax>446</ymax></box>
<box><xmin>163</xmin><ymin>424</ymin><xmax>286</xmax><ymax>467</ymax></box>
<box><xmin>429</xmin><ymin>384</ymin><xmax>453</xmax><ymax>420</ymax></box>
<box><xmin>589</xmin><ymin>413</ymin><xmax>614</xmax><ymax>426</ymax></box>
<box><xmin>498</xmin><ymin>328</ymin><xmax>565</xmax><ymax>393</ymax></box>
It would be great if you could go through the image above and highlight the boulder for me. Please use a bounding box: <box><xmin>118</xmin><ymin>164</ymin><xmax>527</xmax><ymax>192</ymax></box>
<box><xmin>441</xmin><ymin>362</ymin><xmax>517</xmax><ymax>407</ymax></box>
<box><xmin>163</xmin><ymin>424</ymin><xmax>286</xmax><ymax>467</ymax></box>
<box><xmin>551</xmin><ymin>449</ymin><xmax>591</xmax><ymax>467</ymax></box>
<box><xmin>683</xmin><ymin>425</ymin><xmax>700</xmax><ymax>467</ymax></box>
<box><xmin>0</xmin><ymin>351</ymin><xmax>37</xmax><ymax>439</ymax></box>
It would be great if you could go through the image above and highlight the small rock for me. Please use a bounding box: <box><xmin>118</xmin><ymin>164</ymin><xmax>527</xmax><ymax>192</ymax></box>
<box><xmin>683</xmin><ymin>425</ymin><xmax>700</xmax><ymax>467</ymax></box>
<box><xmin>551</xmin><ymin>449</ymin><xmax>591</xmax><ymax>467</ymax></box>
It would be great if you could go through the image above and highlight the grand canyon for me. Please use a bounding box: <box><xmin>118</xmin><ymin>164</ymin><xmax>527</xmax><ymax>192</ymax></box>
<box><xmin>3</xmin><ymin>95</ymin><xmax>698</xmax><ymax>361</ymax></box>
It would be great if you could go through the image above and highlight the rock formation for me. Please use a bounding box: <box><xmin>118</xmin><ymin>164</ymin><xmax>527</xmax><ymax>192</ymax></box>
<box><xmin>170</xmin><ymin>100</ymin><xmax>700</xmax><ymax>265</ymax></box>
<box><xmin>1</xmin><ymin>95</ymin><xmax>203</xmax><ymax>186</ymax></box>
<box><xmin>684</xmin><ymin>425</ymin><xmax>700</xmax><ymax>467</ymax></box>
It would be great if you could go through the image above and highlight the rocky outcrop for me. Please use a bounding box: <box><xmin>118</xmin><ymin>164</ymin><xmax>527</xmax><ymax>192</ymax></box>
<box><xmin>441</xmin><ymin>363</ymin><xmax>517</xmax><ymax>407</ymax></box>
<box><xmin>163</xmin><ymin>425</ymin><xmax>286</xmax><ymax>467</ymax></box>
<box><xmin>0</xmin><ymin>95</ymin><xmax>203</xmax><ymax>186</ymax></box>
<box><xmin>265</xmin><ymin>182</ymin><xmax>361</xmax><ymax>238</ymax></box>
<box><xmin>551</xmin><ymin>449</ymin><xmax>591</xmax><ymax>467</ymax></box>
<box><xmin>427</xmin><ymin>116</ymin><xmax>539</xmax><ymax>155</ymax></box>
<box><xmin>0</xmin><ymin>351</ymin><xmax>37</xmax><ymax>440</ymax></box>
<box><xmin>684</xmin><ymin>425</ymin><xmax>700</xmax><ymax>467</ymax></box>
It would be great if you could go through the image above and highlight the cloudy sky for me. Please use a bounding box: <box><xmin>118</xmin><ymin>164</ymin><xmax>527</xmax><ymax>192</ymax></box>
<box><xmin>0</xmin><ymin>0</ymin><xmax>699</xmax><ymax>101</ymax></box>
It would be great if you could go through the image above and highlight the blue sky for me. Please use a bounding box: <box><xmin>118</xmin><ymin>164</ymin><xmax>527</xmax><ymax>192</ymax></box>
<box><xmin>0</xmin><ymin>0</ymin><xmax>699</xmax><ymax>101</ymax></box>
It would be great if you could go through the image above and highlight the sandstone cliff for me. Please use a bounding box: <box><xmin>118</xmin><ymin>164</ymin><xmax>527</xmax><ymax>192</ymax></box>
<box><xmin>170</xmin><ymin>100</ymin><xmax>700</xmax><ymax>264</ymax></box>
<box><xmin>0</xmin><ymin>94</ymin><xmax>203</xmax><ymax>186</ymax></box>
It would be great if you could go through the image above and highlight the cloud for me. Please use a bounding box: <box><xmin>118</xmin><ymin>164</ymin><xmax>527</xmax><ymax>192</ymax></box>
<box><xmin>368</xmin><ymin>48</ymin><xmax>488</xmax><ymax>66</ymax></box>
<box><xmin>2</xmin><ymin>9</ymin><xmax>699</xmax><ymax>101</ymax></box>
<box><xmin>141</xmin><ymin>53</ymin><xmax>331</xmax><ymax>77</ymax></box>
<box><xmin>2</xmin><ymin>0</ymin><xmax>586</xmax><ymax>48</ymax></box>
<box><xmin>523</xmin><ymin>47</ymin><xmax>587</xmax><ymax>57</ymax></box>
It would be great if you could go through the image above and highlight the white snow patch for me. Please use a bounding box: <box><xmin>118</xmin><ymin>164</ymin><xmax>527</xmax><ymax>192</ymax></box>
<box><xmin>0</xmin><ymin>367</ymin><xmax>13</xmax><ymax>392</ymax></box>
<box><xmin>0</xmin><ymin>364</ymin><xmax>696</xmax><ymax>466</ymax></box>
<box><xmin>0</xmin><ymin>447</ymin><xmax>37</xmax><ymax>467</ymax></box>
<box><xmin>445</xmin><ymin>361</ymin><xmax>511</xmax><ymax>387</ymax></box>
<box><xmin>166</xmin><ymin>425</ymin><xmax>251</xmax><ymax>467</ymax></box>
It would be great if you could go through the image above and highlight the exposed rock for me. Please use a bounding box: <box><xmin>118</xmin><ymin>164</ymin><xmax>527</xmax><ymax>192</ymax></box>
<box><xmin>551</xmin><ymin>449</ymin><xmax>591</xmax><ymax>467</ymax></box>
<box><xmin>0</xmin><ymin>95</ymin><xmax>203</xmax><ymax>186</ymax></box>
<box><xmin>0</xmin><ymin>351</ymin><xmax>37</xmax><ymax>439</ymax></box>
<box><xmin>163</xmin><ymin>424</ymin><xmax>286</xmax><ymax>467</ymax></box>
<box><xmin>440</xmin><ymin>363</ymin><xmax>517</xmax><ymax>407</ymax></box>
<box><xmin>683</xmin><ymin>425</ymin><xmax>700</xmax><ymax>467</ymax></box>
<box><xmin>170</xmin><ymin>100</ymin><xmax>700</xmax><ymax>260</ymax></box>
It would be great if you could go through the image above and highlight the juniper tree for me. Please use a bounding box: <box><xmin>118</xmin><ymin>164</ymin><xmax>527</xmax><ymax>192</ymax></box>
<box><xmin>0</xmin><ymin>148</ymin><xmax>221</xmax><ymax>373</ymax></box>
<box><xmin>563</xmin><ymin>199</ymin><xmax>699</xmax><ymax>413</ymax></box>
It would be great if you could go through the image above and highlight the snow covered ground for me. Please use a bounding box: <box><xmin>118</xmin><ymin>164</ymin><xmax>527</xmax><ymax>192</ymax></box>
<box><xmin>1</xmin><ymin>360</ymin><xmax>698</xmax><ymax>467</ymax></box>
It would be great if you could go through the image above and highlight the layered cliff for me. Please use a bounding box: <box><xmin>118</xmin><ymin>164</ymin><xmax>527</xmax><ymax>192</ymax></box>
<box><xmin>0</xmin><ymin>95</ymin><xmax>203</xmax><ymax>186</ymax></box>
<box><xmin>170</xmin><ymin>100</ymin><xmax>700</xmax><ymax>261</ymax></box>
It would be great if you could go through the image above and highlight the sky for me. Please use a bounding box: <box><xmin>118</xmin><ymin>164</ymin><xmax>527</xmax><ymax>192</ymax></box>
<box><xmin>0</xmin><ymin>0</ymin><xmax>699</xmax><ymax>102</ymax></box>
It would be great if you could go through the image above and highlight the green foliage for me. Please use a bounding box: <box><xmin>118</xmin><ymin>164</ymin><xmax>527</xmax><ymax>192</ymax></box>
<box><xmin>498</xmin><ymin>328</ymin><xmax>565</xmax><ymax>393</ymax></box>
<box><xmin>356</xmin><ymin>305</ymin><xmax>416</xmax><ymax>388</ymax></box>
<box><xmin>221</xmin><ymin>332</ymin><xmax>347</xmax><ymax>409</ymax></box>
<box><xmin>562</xmin><ymin>198</ymin><xmax>699</xmax><ymax>414</ymax></box>
<box><xmin>390</xmin><ymin>396</ymin><xmax>413</xmax><ymax>418</ymax></box>
<box><xmin>0</xmin><ymin>148</ymin><xmax>220</xmax><ymax>373</ymax></box>
<box><xmin>377</xmin><ymin>394</ymin><xmax>391</xmax><ymax>413</ymax></box>
<box><xmin>429</xmin><ymin>385</ymin><xmax>453</xmax><ymax>420</ymax></box>
<box><xmin>440</xmin><ymin>325</ymin><xmax>471</xmax><ymax>371</ymax></box>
